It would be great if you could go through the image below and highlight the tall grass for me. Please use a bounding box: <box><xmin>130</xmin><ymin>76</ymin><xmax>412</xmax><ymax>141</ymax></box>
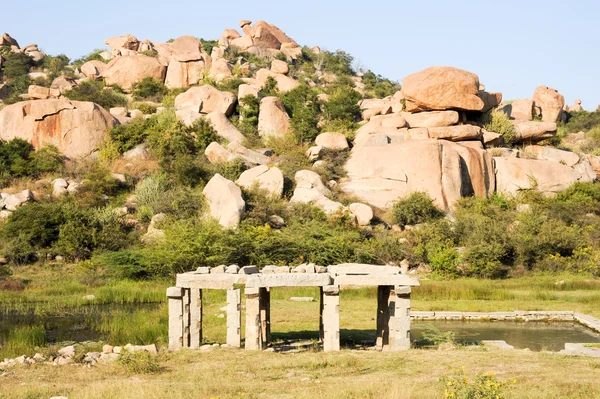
<box><xmin>1</xmin><ymin>325</ymin><xmax>46</xmax><ymax>358</ymax></box>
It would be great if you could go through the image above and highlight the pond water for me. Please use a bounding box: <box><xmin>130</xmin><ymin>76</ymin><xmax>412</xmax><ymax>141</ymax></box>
<box><xmin>412</xmin><ymin>320</ymin><xmax>600</xmax><ymax>352</ymax></box>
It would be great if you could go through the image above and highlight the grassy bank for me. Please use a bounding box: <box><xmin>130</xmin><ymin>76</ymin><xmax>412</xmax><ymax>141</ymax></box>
<box><xmin>1</xmin><ymin>347</ymin><xmax>599</xmax><ymax>398</ymax></box>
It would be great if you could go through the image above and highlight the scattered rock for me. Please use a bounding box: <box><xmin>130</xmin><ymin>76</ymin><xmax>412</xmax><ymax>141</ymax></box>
<box><xmin>203</xmin><ymin>174</ymin><xmax>245</xmax><ymax>228</ymax></box>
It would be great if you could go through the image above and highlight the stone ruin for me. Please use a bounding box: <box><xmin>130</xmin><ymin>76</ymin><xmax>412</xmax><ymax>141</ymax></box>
<box><xmin>167</xmin><ymin>264</ymin><xmax>420</xmax><ymax>352</ymax></box>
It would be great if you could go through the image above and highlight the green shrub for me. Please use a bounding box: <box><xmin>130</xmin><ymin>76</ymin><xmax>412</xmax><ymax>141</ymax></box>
<box><xmin>41</xmin><ymin>54</ymin><xmax>70</xmax><ymax>80</ymax></box>
<box><xmin>392</xmin><ymin>192</ymin><xmax>444</xmax><ymax>227</ymax></box>
<box><xmin>439</xmin><ymin>369</ymin><xmax>514</xmax><ymax>399</ymax></box>
<box><xmin>118</xmin><ymin>351</ymin><xmax>161</xmax><ymax>374</ymax></box>
<box><xmin>281</xmin><ymin>85</ymin><xmax>321</xmax><ymax>142</ymax></box>
<box><xmin>0</xmin><ymin>139</ymin><xmax>64</xmax><ymax>187</ymax></box>
<box><xmin>132</xmin><ymin>77</ymin><xmax>168</xmax><ymax>101</ymax></box>
<box><xmin>561</xmin><ymin>110</ymin><xmax>600</xmax><ymax>133</ymax></box>
<box><xmin>482</xmin><ymin>109</ymin><xmax>516</xmax><ymax>146</ymax></box>
<box><xmin>199</xmin><ymin>38</ymin><xmax>218</xmax><ymax>55</ymax></box>
<box><xmin>261</xmin><ymin>76</ymin><xmax>279</xmax><ymax>97</ymax></box>
<box><xmin>76</xmin><ymin>165</ymin><xmax>126</xmax><ymax>207</ymax></box>
<box><xmin>321</xmin><ymin>50</ymin><xmax>354</xmax><ymax>76</ymax></box>
<box><xmin>216</xmin><ymin>77</ymin><xmax>245</xmax><ymax>94</ymax></box>
<box><xmin>107</xmin><ymin>117</ymin><xmax>151</xmax><ymax>154</ymax></box>
<box><xmin>131</xmin><ymin>102</ymin><xmax>158</xmax><ymax>115</ymax></box>
<box><xmin>238</xmin><ymin>94</ymin><xmax>261</xmax><ymax>143</ymax></box>
<box><xmin>2</xmin><ymin>52</ymin><xmax>34</xmax><ymax>79</ymax></box>
<box><xmin>71</xmin><ymin>49</ymin><xmax>108</xmax><ymax>68</ymax></box>
<box><xmin>322</xmin><ymin>86</ymin><xmax>361</xmax><ymax>127</ymax></box>
<box><xmin>64</xmin><ymin>80</ymin><xmax>128</xmax><ymax>109</ymax></box>
<box><xmin>362</xmin><ymin>70</ymin><xmax>400</xmax><ymax>98</ymax></box>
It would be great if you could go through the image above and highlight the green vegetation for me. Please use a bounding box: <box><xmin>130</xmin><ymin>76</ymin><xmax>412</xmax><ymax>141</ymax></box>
<box><xmin>439</xmin><ymin>368</ymin><xmax>515</xmax><ymax>399</ymax></box>
<box><xmin>392</xmin><ymin>192</ymin><xmax>444</xmax><ymax>228</ymax></box>
<box><xmin>71</xmin><ymin>49</ymin><xmax>108</xmax><ymax>68</ymax></box>
<box><xmin>407</xmin><ymin>184</ymin><xmax>600</xmax><ymax>278</ymax></box>
<box><xmin>281</xmin><ymin>85</ymin><xmax>320</xmax><ymax>142</ymax></box>
<box><xmin>63</xmin><ymin>80</ymin><xmax>128</xmax><ymax>109</ymax></box>
<box><xmin>482</xmin><ymin>109</ymin><xmax>516</xmax><ymax>145</ymax></box>
<box><xmin>0</xmin><ymin>139</ymin><xmax>63</xmax><ymax>187</ymax></box>
<box><xmin>362</xmin><ymin>70</ymin><xmax>400</xmax><ymax>98</ymax></box>
<box><xmin>131</xmin><ymin>77</ymin><xmax>168</xmax><ymax>101</ymax></box>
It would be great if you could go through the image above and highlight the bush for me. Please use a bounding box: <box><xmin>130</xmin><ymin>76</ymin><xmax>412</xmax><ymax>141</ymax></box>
<box><xmin>64</xmin><ymin>80</ymin><xmax>128</xmax><ymax>109</ymax></box>
<box><xmin>2</xmin><ymin>52</ymin><xmax>34</xmax><ymax>80</ymax></box>
<box><xmin>362</xmin><ymin>70</ymin><xmax>400</xmax><ymax>98</ymax></box>
<box><xmin>131</xmin><ymin>102</ymin><xmax>158</xmax><ymax>115</ymax></box>
<box><xmin>321</xmin><ymin>50</ymin><xmax>354</xmax><ymax>76</ymax></box>
<box><xmin>118</xmin><ymin>351</ymin><xmax>160</xmax><ymax>374</ymax></box>
<box><xmin>561</xmin><ymin>110</ymin><xmax>600</xmax><ymax>133</ymax></box>
<box><xmin>261</xmin><ymin>76</ymin><xmax>279</xmax><ymax>97</ymax></box>
<box><xmin>482</xmin><ymin>109</ymin><xmax>516</xmax><ymax>146</ymax></box>
<box><xmin>322</xmin><ymin>86</ymin><xmax>362</xmax><ymax>127</ymax></box>
<box><xmin>132</xmin><ymin>77</ymin><xmax>168</xmax><ymax>101</ymax></box>
<box><xmin>392</xmin><ymin>192</ymin><xmax>444</xmax><ymax>227</ymax></box>
<box><xmin>0</xmin><ymin>139</ymin><xmax>64</xmax><ymax>187</ymax></box>
<box><xmin>281</xmin><ymin>85</ymin><xmax>321</xmax><ymax>142</ymax></box>
<box><xmin>41</xmin><ymin>54</ymin><xmax>70</xmax><ymax>80</ymax></box>
<box><xmin>71</xmin><ymin>49</ymin><xmax>108</xmax><ymax>68</ymax></box>
<box><xmin>238</xmin><ymin>94</ymin><xmax>261</xmax><ymax>140</ymax></box>
<box><xmin>199</xmin><ymin>38</ymin><xmax>218</xmax><ymax>55</ymax></box>
<box><xmin>107</xmin><ymin>117</ymin><xmax>151</xmax><ymax>154</ymax></box>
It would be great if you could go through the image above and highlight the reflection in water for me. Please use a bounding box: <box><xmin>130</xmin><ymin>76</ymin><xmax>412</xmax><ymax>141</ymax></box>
<box><xmin>412</xmin><ymin>320</ymin><xmax>600</xmax><ymax>351</ymax></box>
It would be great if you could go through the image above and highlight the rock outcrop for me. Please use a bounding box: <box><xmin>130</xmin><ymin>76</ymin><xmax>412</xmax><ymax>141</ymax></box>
<box><xmin>102</xmin><ymin>55</ymin><xmax>167</xmax><ymax>91</ymax></box>
<box><xmin>175</xmin><ymin>85</ymin><xmax>237</xmax><ymax>116</ymax></box>
<box><xmin>495</xmin><ymin>157</ymin><xmax>594</xmax><ymax>195</ymax></box>
<box><xmin>258</xmin><ymin>96</ymin><xmax>290</xmax><ymax>137</ymax></box>
<box><xmin>401</xmin><ymin>67</ymin><xmax>485</xmax><ymax>112</ymax></box>
<box><xmin>236</xmin><ymin>165</ymin><xmax>284</xmax><ymax>197</ymax></box>
<box><xmin>0</xmin><ymin>99</ymin><xmax>118</xmax><ymax>158</ymax></box>
<box><xmin>340</xmin><ymin>140</ymin><xmax>494</xmax><ymax>210</ymax></box>
<box><xmin>203</xmin><ymin>174</ymin><xmax>245</xmax><ymax>229</ymax></box>
<box><xmin>532</xmin><ymin>86</ymin><xmax>565</xmax><ymax>123</ymax></box>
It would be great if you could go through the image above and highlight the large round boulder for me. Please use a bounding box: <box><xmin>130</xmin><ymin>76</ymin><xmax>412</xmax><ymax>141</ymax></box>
<box><xmin>401</xmin><ymin>66</ymin><xmax>485</xmax><ymax>112</ymax></box>
<box><xmin>102</xmin><ymin>55</ymin><xmax>167</xmax><ymax>91</ymax></box>
<box><xmin>0</xmin><ymin>99</ymin><xmax>118</xmax><ymax>158</ymax></box>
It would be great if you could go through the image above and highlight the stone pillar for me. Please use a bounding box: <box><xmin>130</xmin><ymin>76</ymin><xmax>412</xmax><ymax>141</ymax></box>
<box><xmin>167</xmin><ymin>287</ymin><xmax>184</xmax><ymax>351</ymax></box>
<box><xmin>189</xmin><ymin>288</ymin><xmax>202</xmax><ymax>348</ymax></box>
<box><xmin>259</xmin><ymin>287</ymin><xmax>271</xmax><ymax>346</ymax></box>
<box><xmin>319</xmin><ymin>287</ymin><xmax>324</xmax><ymax>342</ymax></box>
<box><xmin>182</xmin><ymin>288</ymin><xmax>191</xmax><ymax>348</ymax></box>
<box><xmin>376</xmin><ymin>286</ymin><xmax>392</xmax><ymax>349</ymax></box>
<box><xmin>227</xmin><ymin>288</ymin><xmax>241</xmax><ymax>348</ymax></box>
<box><xmin>389</xmin><ymin>286</ymin><xmax>411</xmax><ymax>350</ymax></box>
<box><xmin>245</xmin><ymin>287</ymin><xmax>262</xmax><ymax>350</ymax></box>
<box><xmin>322</xmin><ymin>285</ymin><xmax>340</xmax><ymax>352</ymax></box>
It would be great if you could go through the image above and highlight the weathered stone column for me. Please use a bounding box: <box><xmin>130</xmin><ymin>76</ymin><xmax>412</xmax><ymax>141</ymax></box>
<box><xmin>376</xmin><ymin>285</ymin><xmax>392</xmax><ymax>349</ymax></box>
<box><xmin>259</xmin><ymin>287</ymin><xmax>271</xmax><ymax>346</ymax></box>
<box><xmin>167</xmin><ymin>287</ymin><xmax>184</xmax><ymax>351</ymax></box>
<box><xmin>189</xmin><ymin>288</ymin><xmax>202</xmax><ymax>348</ymax></box>
<box><xmin>182</xmin><ymin>288</ymin><xmax>191</xmax><ymax>348</ymax></box>
<box><xmin>319</xmin><ymin>287</ymin><xmax>324</xmax><ymax>342</ymax></box>
<box><xmin>227</xmin><ymin>288</ymin><xmax>241</xmax><ymax>348</ymax></box>
<box><xmin>389</xmin><ymin>286</ymin><xmax>411</xmax><ymax>350</ymax></box>
<box><xmin>245</xmin><ymin>287</ymin><xmax>262</xmax><ymax>350</ymax></box>
<box><xmin>322</xmin><ymin>285</ymin><xmax>340</xmax><ymax>352</ymax></box>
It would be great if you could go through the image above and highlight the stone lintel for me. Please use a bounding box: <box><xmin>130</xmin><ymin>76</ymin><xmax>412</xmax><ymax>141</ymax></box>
<box><xmin>334</xmin><ymin>274</ymin><xmax>419</xmax><ymax>287</ymax></box>
<box><xmin>176</xmin><ymin>273</ymin><xmax>247</xmax><ymax>289</ymax></box>
<box><xmin>327</xmin><ymin>264</ymin><xmax>401</xmax><ymax>276</ymax></box>
<box><xmin>166</xmin><ymin>287</ymin><xmax>184</xmax><ymax>298</ymax></box>
<box><xmin>246</xmin><ymin>274</ymin><xmax>333</xmax><ymax>288</ymax></box>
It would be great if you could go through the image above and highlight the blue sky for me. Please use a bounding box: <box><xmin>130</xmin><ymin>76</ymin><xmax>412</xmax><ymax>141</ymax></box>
<box><xmin>4</xmin><ymin>1</ymin><xmax>598</xmax><ymax>109</ymax></box>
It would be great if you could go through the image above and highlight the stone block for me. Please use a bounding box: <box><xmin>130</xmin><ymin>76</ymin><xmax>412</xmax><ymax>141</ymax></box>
<box><xmin>239</xmin><ymin>265</ymin><xmax>259</xmax><ymax>275</ymax></box>
<box><xmin>327</xmin><ymin>264</ymin><xmax>402</xmax><ymax>275</ymax></box>
<box><xmin>333</xmin><ymin>274</ymin><xmax>419</xmax><ymax>287</ymax></box>
<box><xmin>246</xmin><ymin>274</ymin><xmax>333</xmax><ymax>288</ymax></box>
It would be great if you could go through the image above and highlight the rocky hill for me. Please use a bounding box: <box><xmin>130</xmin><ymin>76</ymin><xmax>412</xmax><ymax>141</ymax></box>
<box><xmin>0</xmin><ymin>20</ymin><xmax>599</xmax><ymax>278</ymax></box>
